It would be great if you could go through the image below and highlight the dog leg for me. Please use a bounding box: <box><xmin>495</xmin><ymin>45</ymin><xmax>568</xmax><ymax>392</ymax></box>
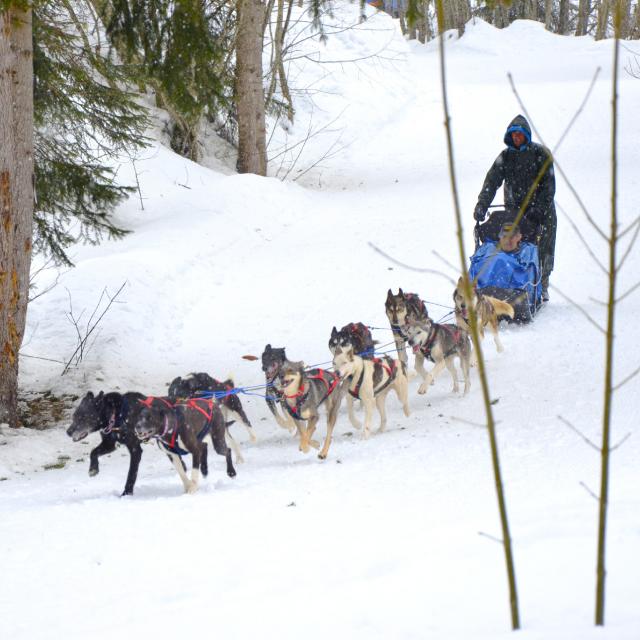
<box><xmin>89</xmin><ymin>435</ymin><xmax>117</xmax><ymax>477</ymax></box>
<box><xmin>167</xmin><ymin>451</ymin><xmax>192</xmax><ymax>493</ymax></box>
<box><xmin>444</xmin><ymin>356</ymin><xmax>460</xmax><ymax>393</ymax></box>
<box><xmin>414</xmin><ymin>353</ymin><xmax>431</xmax><ymax>394</ymax></box>
<box><xmin>461</xmin><ymin>354</ymin><xmax>471</xmax><ymax>395</ymax></box>
<box><xmin>375</xmin><ymin>391</ymin><xmax>389</xmax><ymax>433</ymax></box>
<box><xmin>346</xmin><ymin>395</ymin><xmax>362</xmax><ymax>430</ymax></box>
<box><xmin>225</xmin><ymin>428</ymin><xmax>245</xmax><ymax>464</ymax></box>
<box><xmin>393</xmin><ymin>372</ymin><xmax>411</xmax><ymax>417</ymax></box>
<box><xmin>298</xmin><ymin>417</ymin><xmax>317</xmax><ymax>454</ymax></box>
<box><xmin>122</xmin><ymin>441</ymin><xmax>143</xmax><ymax>496</ymax></box>
<box><xmin>419</xmin><ymin>360</ymin><xmax>445</xmax><ymax>394</ymax></box>
<box><xmin>361</xmin><ymin>389</ymin><xmax>375</xmax><ymax>439</ymax></box>
<box><xmin>393</xmin><ymin>331</ymin><xmax>408</xmax><ymax>371</ymax></box>
<box><xmin>490</xmin><ymin>319</ymin><xmax>504</xmax><ymax>353</ymax></box>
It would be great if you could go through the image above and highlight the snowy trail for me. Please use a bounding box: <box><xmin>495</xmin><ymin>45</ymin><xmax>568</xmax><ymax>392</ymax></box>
<box><xmin>3</xmin><ymin>8</ymin><xmax>640</xmax><ymax>639</ymax></box>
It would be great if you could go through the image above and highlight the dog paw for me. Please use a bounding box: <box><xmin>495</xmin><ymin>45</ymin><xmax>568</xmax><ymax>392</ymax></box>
<box><xmin>89</xmin><ymin>468</ymin><xmax>99</xmax><ymax>477</ymax></box>
<box><xmin>417</xmin><ymin>384</ymin><xmax>428</xmax><ymax>395</ymax></box>
<box><xmin>185</xmin><ymin>482</ymin><xmax>198</xmax><ymax>494</ymax></box>
<box><xmin>318</xmin><ymin>452</ymin><xmax>327</xmax><ymax>460</ymax></box>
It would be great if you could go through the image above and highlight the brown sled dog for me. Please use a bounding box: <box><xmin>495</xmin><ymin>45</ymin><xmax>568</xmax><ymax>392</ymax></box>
<box><xmin>453</xmin><ymin>277</ymin><xmax>515</xmax><ymax>353</ymax></box>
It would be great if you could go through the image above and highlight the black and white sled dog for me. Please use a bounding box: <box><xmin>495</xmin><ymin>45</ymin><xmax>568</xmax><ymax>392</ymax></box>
<box><xmin>328</xmin><ymin>322</ymin><xmax>376</xmax><ymax>358</ymax></box>
<box><xmin>275</xmin><ymin>361</ymin><xmax>342</xmax><ymax>458</ymax></box>
<box><xmin>403</xmin><ymin>317</ymin><xmax>472</xmax><ymax>395</ymax></box>
<box><xmin>261</xmin><ymin>344</ymin><xmax>297</xmax><ymax>433</ymax></box>
<box><xmin>168</xmin><ymin>372</ymin><xmax>256</xmax><ymax>463</ymax></box>
<box><xmin>66</xmin><ymin>391</ymin><xmax>145</xmax><ymax>495</ymax></box>
<box><xmin>330</xmin><ymin>344</ymin><xmax>410</xmax><ymax>456</ymax></box>
<box><xmin>385</xmin><ymin>288</ymin><xmax>430</xmax><ymax>371</ymax></box>
<box><xmin>135</xmin><ymin>396</ymin><xmax>236</xmax><ymax>495</ymax></box>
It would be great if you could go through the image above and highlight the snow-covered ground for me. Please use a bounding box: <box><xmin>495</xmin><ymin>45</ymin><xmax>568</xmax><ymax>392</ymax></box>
<box><xmin>2</xmin><ymin>6</ymin><xmax>639</xmax><ymax>639</ymax></box>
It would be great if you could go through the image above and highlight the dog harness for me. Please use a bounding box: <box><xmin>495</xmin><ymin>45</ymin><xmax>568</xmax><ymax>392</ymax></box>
<box><xmin>348</xmin><ymin>356</ymin><xmax>397</xmax><ymax>399</ymax></box>
<box><xmin>415</xmin><ymin>325</ymin><xmax>464</xmax><ymax>362</ymax></box>
<box><xmin>283</xmin><ymin>368</ymin><xmax>339</xmax><ymax>419</ymax></box>
<box><xmin>102</xmin><ymin>395</ymin><xmax>130</xmax><ymax>435</ymax></box>
<box><xmin>139</xmin><ymin>396</ymin><xmax>213</xmax><ymax>457</ymax></box>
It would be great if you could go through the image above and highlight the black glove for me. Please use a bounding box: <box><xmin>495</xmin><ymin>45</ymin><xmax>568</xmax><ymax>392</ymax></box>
<box><xmin>473</xmin><ymin>204</ymin><xmax>486</xmax><ymax>222</ymax></box>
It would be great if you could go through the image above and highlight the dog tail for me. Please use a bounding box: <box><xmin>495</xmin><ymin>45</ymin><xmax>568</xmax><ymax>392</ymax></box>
<box><xmin>485</xmin><ymin>296</ymin><xmax>515</xmax><ymax>319</ymax></box>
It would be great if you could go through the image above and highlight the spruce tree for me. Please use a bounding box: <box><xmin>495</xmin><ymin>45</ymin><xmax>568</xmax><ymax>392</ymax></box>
<box><xmin>33</xmin><ymin>0</ymin><xmax>149</xmax><ymax>265</ymax></box>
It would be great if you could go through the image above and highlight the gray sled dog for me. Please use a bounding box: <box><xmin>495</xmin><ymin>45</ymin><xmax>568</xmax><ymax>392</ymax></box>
<box><xmin>330</xmin><ymin>344</ymin><xmax>410</xmax><ymax>455</ymax></box>
<box><xmin>404</xmin><ymin>317</ymin><xmax>472</xmax><ymax>395</ymax></box>
<box><xmin>452</xmin><ymin>277</ymin><xmax>514</xmax><ymax>353</ymax></box>
<box><xmin>385</xmin><ymin>288</ymin><xmax>430</xmax><ymax>371</ymax></box>
<box><xmin>275</xmin><ymin>361</ymin><xmax>341</xmax><ymax>457</ymax></box>
<box><xmin>260</xmin><ymin>344</ymin><xmax>297</xmax><ymax>433</ymax></box>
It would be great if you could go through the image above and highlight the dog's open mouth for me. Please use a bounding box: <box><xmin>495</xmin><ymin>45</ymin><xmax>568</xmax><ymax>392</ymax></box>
<box><xmin>135</xmin><ymin>429</ymin><xmax>154</xmax><ymax>441</ymax></box>
<box><xmin>71</xmin><ymin>430</ymin><xmax>89</xmax><ymax>442</ymax></box>
<box><xmin>412</xmin><ymin>344</ymin><xmax>421</xmax><ymax>354</ymax></box>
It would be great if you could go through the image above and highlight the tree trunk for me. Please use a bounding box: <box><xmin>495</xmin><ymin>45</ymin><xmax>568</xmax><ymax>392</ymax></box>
<box><xmin>558</xmin><ymin>0</ymin><xmax>569</xmax><ymax>33</ymax></box>
<box><xmin>576</xmin><ymin>0</ymin><xmax>591</xmax><ymax>35</ymax></box>
<box><xmin>596</xmin><ymin>0</ymin><xmax>610</xmax><ymax>39</ymax></box>
<box><xmin>0</xmin><ymin>5</ymin><xmax>35</xmax><ymax>428</ymax></box>
<box><xmin>544</xmin><ymin>0</ymin><xmax>554</xmax><ymax>30</ymax></box>
<box><xmin>236</xmin><ymin>0</ymin><xmax>267</xmax><ymax>175</ymax></box>
<box><xmin>524</xmin><ymin>0</ymin><xmax>538</xmax><ymax>21</ymax></box>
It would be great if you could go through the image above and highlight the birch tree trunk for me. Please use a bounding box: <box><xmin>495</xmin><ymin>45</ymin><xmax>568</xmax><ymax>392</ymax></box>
<box><xmin>0</xmin><ymin>4</ymin><xmax>35</xmax><ymax>428</ymax></box>
<box><xmin>236</xmin><ymin>0</ymin><xmax>267</xmax><ymax>175</ymax></box>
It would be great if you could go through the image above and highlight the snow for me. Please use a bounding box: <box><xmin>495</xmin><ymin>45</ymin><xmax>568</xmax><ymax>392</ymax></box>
<box><xmin>2</xmin><ymin>5</ymin><xmax>640</xmax><ymax>639</ymax></box>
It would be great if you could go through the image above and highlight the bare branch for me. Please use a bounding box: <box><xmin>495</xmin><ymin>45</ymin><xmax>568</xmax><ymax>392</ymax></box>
<box><xmin>610</xmin><ymin>432</ymin><xmax>632</xmax><ymax>451</ymax></box>
<box><xmin>551</xmin><ymin>286</ymin><xmax>606</xmax><ymax>334</ymax></box>
<box><xmin>616</xmin><ymin>279</ymin><xmax>640</xmax><ymax>304</ymax></box>
<box><xmin>612</xmin><ymin>365</ymin><xmax>640</xmax><ymax>391</ymax></box>
<box><xmin>619</xmin><ymin>213</ymin><xmax>640</xmax><ymax>238</ymax></box>
<box><xmin>616</xmin><ymin>215</ymin><xmax>640</xmax><ymax>272</ymax></box>
<box><xmin>62</xmin><ymin>282</ymin><xmax>127</xmax><ymax>376</ymax></box>
<box><xmin>580</xmin><ymin>481</ymin><xmax>600</xmax><ymax>501</ymax></box>
<box><xmin>478</xmin><ymin>531</ymin><xmax>504</xmax><ymax>545</ymax></box>
<box><xmin>557</xmin><ymin>203</ymin><xmax>607</xmax><ymax>275</ymax></box>
<box><xmin>368</xmin><ymin>242</ymin><xmax>456</xmax><ymax>285</ymax></box>
<box><xmin>432</xmin><ymin>250</ymin><xmax>461</xmax><ymax>275</ymax></box>
<box><xmin>558</xmin><ymin>415</ymin><xmax>600</xmax><ymax>452</ymax></box>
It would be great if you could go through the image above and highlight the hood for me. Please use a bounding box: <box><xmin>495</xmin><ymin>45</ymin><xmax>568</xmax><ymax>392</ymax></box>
<box><xmin>504</xmin><ymin>114</ymin><xmax>531</xmax><ymax>149</ymax></box>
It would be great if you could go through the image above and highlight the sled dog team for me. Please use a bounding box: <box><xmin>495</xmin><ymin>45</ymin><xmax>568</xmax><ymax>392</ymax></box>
<box><xmin>67</xmin><ymin>285</ymin><xmax>514</xmax><ymax>495</ymax></box>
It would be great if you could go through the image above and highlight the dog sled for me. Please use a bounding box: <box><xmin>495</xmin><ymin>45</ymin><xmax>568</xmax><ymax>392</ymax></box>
<box><xmin>471</xmin><ymin>208</ymin><xmax>542</xmax><ymax>323</ymax></box>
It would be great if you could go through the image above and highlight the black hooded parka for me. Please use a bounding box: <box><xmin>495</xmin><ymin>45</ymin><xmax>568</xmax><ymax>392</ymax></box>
<box><xmin>475</xmin><ymin>115</ymin><xmax>557</xmax><ymax>279</ymax></box>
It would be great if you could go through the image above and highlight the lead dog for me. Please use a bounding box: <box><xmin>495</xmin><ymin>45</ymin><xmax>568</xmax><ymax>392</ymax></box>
<box><xmin>275</xmin><ymin>361</ymin><xmax>341</xmax><ymax>457</ymax></box>
<box><xmin>404</xmin><ymin>317</ymin><xmax>472</xmax><ymax>395</ymax></box>
<box><xmin>67</xmin><ymin>391</ymin><xmax>145</xmax><ymax>496</ymax></box>
<box><xmin>385</xmin><ymin>288</ymin><xmax>429</xmax><ymax>371</ymax></box>
<box><xmin>168</xmin><ymin>372</ymin><xmax>256</xmax><ymax>462</ymax></box>
<box><xmin>330</xmin><ymin>345</ymin><xmax>410</xmax><ymax>457</ymax></box>
<box><xmin>135</xmin><ymin>396</ymin><xmax>235</xmax><ymax>494</ymax></box>
<box><xmin>453</xmin><ymin>277</ymin><xmax>514</xmax><ymax>353</ymax></box>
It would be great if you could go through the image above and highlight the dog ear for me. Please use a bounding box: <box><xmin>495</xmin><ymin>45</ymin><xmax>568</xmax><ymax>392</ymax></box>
<box><xmin>331</xmin><ymin>326</ymin><xmax>338</xmax><ymax>337</ymax></box>
<box><xmin>265</xmin><ymin>343</ymin><xmax>271</xmax><ymax>352</ymax></box>
<box><xmin>96</xmin><ymin>391</ymin><xmax>104</xmax><ymax>399</ymax></box>
<box><xmin>398</xmin><ymin>287</ymin><xmax>404</xmax><ymax>297</ymax></box>
<box><xmin>386</xmin><ymin>289</ymin><xmax>393</xmax><ymax>300</ymax></box>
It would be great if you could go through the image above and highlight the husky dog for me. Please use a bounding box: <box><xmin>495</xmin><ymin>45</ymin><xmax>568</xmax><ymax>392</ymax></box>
<box><xmin>261</xmin><ymin>344</ymin><xmax>297</xmax><ymax>433</ymax></box>
<box><xmin>67</xmin><ymin>391</ymin><xmax>145</xmax><ymax>496</ymax></box>
<box><xmin>453</xmin><ymin>277</ymin><xmax>515</xmax><ymax>353</ymax></box>
<box><xmin>275</xmin><ymin>361</ymin><xmax>341</xmax><ymax>458</ymax></box>
<box><xmin>404</xmin><ymin>317</ymin><xmax>472</xmax><ymax>395</ymax></box>
<box><xmin>135</xmin><ymin>396</ymin><xmax>235</xmax><ymax>494</ymax></box>
<box><xmin>385</xmin><ymin>288</ymin><xmax>430</xmax><ymax>370</ymax></box>
<box><xmin>330</xmin><ymin>345</ymin><xmax>410</xmax><ymax>455</ymax></box>
<box><xmin>328</xmin><ymin>322</ymin><xmax>376</xmax><ymax>358</ymax></box>
<box><xmin>168</xmin><ymin>372</ymin><xmax>255</xmax><ymax>463</ymax></box>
